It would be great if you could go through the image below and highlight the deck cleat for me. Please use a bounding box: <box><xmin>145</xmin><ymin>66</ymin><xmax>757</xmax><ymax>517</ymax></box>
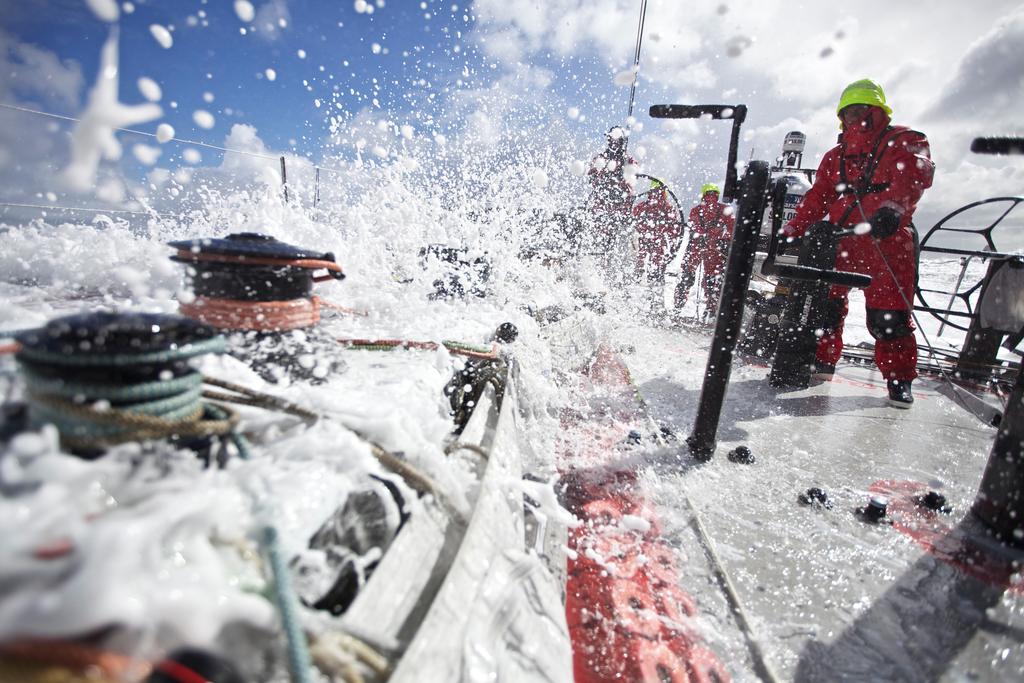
<box><xmin>856</xmin><ymin>495</ymin><xmax>890</xmax><ymax>523</ymax></box>
<box><xmin>727</xmin><ymin>445</ymin><xmax>755</xmax><ymax>464</ymax></box>
<box><xmin>494</xmin><ymin>322</ymin><xmax>519</xmax><ymax>343</ymax></box>
<box><xmin>798</xmin><ymin>487</ymin><xmax>833</xmax><ymax>509</ymax></box>
<box><xmin>916</xmin><ymin>490</ymin><xmax>953</xmax><ymax>514</ymax></box>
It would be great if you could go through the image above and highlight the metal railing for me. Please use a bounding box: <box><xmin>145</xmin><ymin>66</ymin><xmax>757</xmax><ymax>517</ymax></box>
<box><xmin>915</xmin><ymin>196</ymin><xmax>1024</xmax><ymax>334</ymax></box>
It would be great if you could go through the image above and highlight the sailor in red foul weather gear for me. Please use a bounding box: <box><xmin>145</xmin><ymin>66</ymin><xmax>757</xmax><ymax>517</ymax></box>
<box><xmin>674</xmin><ymin>183</ymin><xmax>734</xmax><ymax>314</ymax></box>
<box><xmin>633</xmin><ymin>178</ymin><xmax>682</xmax><ymax>284</ymax></box>
<box><xmin>780</xmin><ymin>79</ymin><xmax>934</xmax><ymax>407</ymax></box>
<box><xmin>588</xmin><ymin>127</ymin><xmax>637</xmax><ymax>278</ymax></box>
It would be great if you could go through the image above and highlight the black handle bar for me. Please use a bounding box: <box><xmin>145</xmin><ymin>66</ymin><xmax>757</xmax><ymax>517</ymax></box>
<box><xmin>768</xmin><ymin>264</ymin><xmax>872</xmax><ymax>289</ymax></box>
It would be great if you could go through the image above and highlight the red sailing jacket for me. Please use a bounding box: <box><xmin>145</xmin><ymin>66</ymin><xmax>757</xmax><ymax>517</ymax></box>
<box><xmin>633</xmin><ymin>190</ymin><xmax>681</xmax><ymax>266</ymax></box>
<box><xmin>786</xmin><ymin>109</ymin><xmax>934</xmax><ymax>236</ymax></box>
<box><xmin>588</xmin><ymin>152</ymin><xmax>637</xmax><ymax>214</ymax></box>
<box><xmin>688</xmin><ymin>195</ymin><xmax>734</xmax><ymax>249</ymax></box>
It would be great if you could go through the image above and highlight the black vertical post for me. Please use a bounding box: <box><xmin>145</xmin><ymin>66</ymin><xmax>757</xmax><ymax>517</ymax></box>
<box><xmin>314</xmin><ymin>168</ymin><xmax>320</xmax><ymax>210</ymax></box>
<box><xmin>973</xmin><ymin>367</ymin><xmax>1024</xmax><ymax>546</ymax></box>
<box><xmin>687</xmin><ymin>160</ymin><xmax>770</xmax><ymax>460</ymax></box>
<box><xmin>768</xmin><ymin>222</ymin><xmax>841</xmax><ymax>388</ymax></box>
<box><xmin>722</xmin><ymin>105</ymin><xmax>748</xmax><ymax>204</ymax></box>
<box><xmin>280</xmin><ymin>156</ymin><xmax>289</xmax><ymax>204</ymax></box>
<box><xmin>957</xmin><ymin>258</ymin><xmax>1008</xmax><ymax>379</ymax></box>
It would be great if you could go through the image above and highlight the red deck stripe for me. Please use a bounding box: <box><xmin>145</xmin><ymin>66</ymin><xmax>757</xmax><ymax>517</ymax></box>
<box><xmin>559</xmin><ymin>345</ymin><xmax>732</xmax><ymax>682</ymax></box>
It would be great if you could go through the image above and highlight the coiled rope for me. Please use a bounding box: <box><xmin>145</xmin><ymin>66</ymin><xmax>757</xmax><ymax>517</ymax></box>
<box><xmin>173</xmin><ymin>248</ymin><xmax>346</xmax><ymax>333</ymax></box>
<box><xmin>16</xmin><ymin>337</ymin><xmax>250</xmax><ymax>452</ymax></box>
<box><xmin>180</xmin><ymin>295</ymin><xmax>368</xmax><ymax>332</ymax></box>
<box><xmin>181</xmin><ymin>296</ymin><xmax>323</xmax><ymax>332</ymax></box>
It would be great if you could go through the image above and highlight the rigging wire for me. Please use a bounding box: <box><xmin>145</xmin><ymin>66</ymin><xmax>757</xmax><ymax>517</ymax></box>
<box><xmin>625</xmin><ymin>0</ymin><xmax>649</xmax><ymax>119</ymax></box>
<box><xmin>0</xmin><ymin>101</ymin><xmax>354</xmax><ymax>181</ymax></box>
<box><xmin>0</xmin><ymin>201</ymin><xmax>173</xmax><ymax>218</ymax></box>
<box><xmin>638</xmin><ymin>408</ymin><xmax>782</xmax><ymax>683</ymax></box>
<box><xmin>0</xmin><ymin>102</ymin><xmax>281</xmax><ymax>162</ymax></box>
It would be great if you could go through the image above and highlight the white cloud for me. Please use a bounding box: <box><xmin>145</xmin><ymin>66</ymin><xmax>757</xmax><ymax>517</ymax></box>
<box><xmin>0</xmin><ymin>29</ymin><xmax>84</xmax><ymax>109</ymax></box>
<box><xmin>923</xmin><ymin>8</ymin><xmax>1024</xmax><ymax>124</ymax></box>
<box><xmin>470</xmin><ymin>0</ymin><xmax>1024</xmax><ymax>234</ymax></box>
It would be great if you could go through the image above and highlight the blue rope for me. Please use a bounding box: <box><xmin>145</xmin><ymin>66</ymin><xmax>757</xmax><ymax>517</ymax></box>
<box><xmin>19</xmin><ymin>365</ymin><xmax>202</xmax><ymax>401</ymax></box>
<box><xmin>262</xmin><ymin>524</ymin><xmax>315</xmax><ymax>683</ymax></box>
<box><xmin>231</xmin><ymin>426</ymin><xmax>312</xmax><ymax>683</ymax></box>
<box><xmin>21</xmin><ymin>368</ymin><xmax>207</xmax><ymax>443</ymax></box>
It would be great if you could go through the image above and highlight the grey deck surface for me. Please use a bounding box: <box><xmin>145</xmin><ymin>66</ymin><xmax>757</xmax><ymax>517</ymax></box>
<box><xmin>613</xmin><ymin>323</ymin><xmax>1023</xmax><ymax>682</ymax></box>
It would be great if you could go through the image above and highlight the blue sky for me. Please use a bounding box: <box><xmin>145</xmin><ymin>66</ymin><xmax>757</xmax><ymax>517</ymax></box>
<box><xmin>7</xmin><ymin>1</ymin><xmax>499</xmax><ymax>158</ymax></box>
<box><xmin>1</xmin><ymin>0</ymin><xmax>1023</xmax><ymax>244</ymax></box>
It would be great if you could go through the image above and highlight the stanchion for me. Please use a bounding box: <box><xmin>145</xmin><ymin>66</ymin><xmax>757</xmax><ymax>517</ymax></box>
<box><xmin>685</xmin><ymin>160</ymin><xmax>770</xmax><ymax>460</ymax></box>
<box><xmin>973</xmin><ymin>367</ymin><xmax>1024</xmax><ymax>545</ymax></box>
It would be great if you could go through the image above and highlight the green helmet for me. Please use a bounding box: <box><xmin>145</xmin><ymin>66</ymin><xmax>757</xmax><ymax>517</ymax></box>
<box><xmin>837</xmin><ymin>79</ymin><xmax>892</xmax><ymax>117</ymax></box>
<box><xmin>650</xmin><ymin>178</ymin><xmax>665</xmax><ymax>190</ymax></box>
<box><xmin>700</xmin><ymin>183</ymin><xmax>720</xmax><ymax>196</ymax></box>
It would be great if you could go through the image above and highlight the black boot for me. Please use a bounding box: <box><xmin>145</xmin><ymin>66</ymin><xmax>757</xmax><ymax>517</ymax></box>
<box><xmin>812</xmin><ymin>362</ymin><xmax>836</xmax><ymax>380</ymax></box>
<box><xmin>887</xmin><ymin>379</ymin><xmax>914</xmax><ymax>408</ymax></box>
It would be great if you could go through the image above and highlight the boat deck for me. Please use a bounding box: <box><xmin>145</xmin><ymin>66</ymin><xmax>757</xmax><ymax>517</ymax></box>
<box><xmin>608</xmin><ymin>323</ymin><xmax>1023</xmax><ymax>682</ymax></box>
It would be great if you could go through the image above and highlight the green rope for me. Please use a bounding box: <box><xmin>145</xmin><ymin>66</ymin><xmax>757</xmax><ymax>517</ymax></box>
<box><xmin>341</xmin><ymin>344</ymin><xmax>398</xmax><ymax>352</ymax></box>
<box><xmin>339</xmin><ymin>339</ymin><xmax>497</xmax><ymax>356</ymax></box>
<box><xmin>22</xmin><ymin>372</ymin><xmax>216</xmax><ymax>446</ymax></box>
<box><xmin>19</xmin><ymin>364</ymin><xmax>202</xmax><ymax>401</ymax></box>
<box><xmin>262</xmin><ymin>524</ymin><xmax>315</xmax><ymax>683</ymax></box>
<box><xmin>441</xmin><ymin>340</ymin><xmax>496</xmax><ymax>354</ymax></box>
<box><xmin>224</xmin><ymin>411</ymin><xmax>312</xmax><ymax>683</ymax></box>
<box><xmin>16</xmin><ymin>335</ymin><xmax>232</xmax><ymax>448</ymax></box>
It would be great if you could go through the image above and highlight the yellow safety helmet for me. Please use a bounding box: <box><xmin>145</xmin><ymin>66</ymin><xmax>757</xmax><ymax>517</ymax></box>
<box><xmin>836</xmin><ymin>78</ymin><xmax>892</xmax><ymax>118</ymax></box>
<box><xmin>700</xmin><ymin>183</ymin><xmax>720</xmax><ymax>196</ymax></box>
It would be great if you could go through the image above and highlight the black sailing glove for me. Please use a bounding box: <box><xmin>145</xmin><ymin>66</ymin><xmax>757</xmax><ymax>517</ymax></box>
<box><xmin>869</xmin><ymin>207</ymin><xmax>902</xmax><ymax>239</ymax></box>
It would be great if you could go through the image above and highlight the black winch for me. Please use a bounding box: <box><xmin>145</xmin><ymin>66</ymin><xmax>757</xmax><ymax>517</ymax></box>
<box><xmin>169</xmin><ymin>232</ymin><xmax>343</xmax><ymax>301</ymax></box>
<box><xmin>14</xmin><ymin>311</ymin><xmax>216</xmax><ymax>384</ymax></box>
<box><xmin>169</xmin><ymin>232</ymin><xmax>347</xmax><ymax>383</ymax></box>
<box><xmin>10</xmin><ymin>311</ymin><xmax>231</xmax><ymax>458</ymax></box>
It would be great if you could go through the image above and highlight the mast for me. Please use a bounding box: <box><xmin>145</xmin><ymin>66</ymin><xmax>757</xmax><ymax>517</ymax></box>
<box><xmin>626</xmin><ymin>0</ymin><xmax>649</xmax><ymax>119</ymax></box>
